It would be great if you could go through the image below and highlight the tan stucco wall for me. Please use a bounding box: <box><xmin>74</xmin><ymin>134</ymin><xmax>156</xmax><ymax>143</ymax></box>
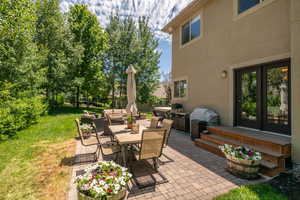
<box><xmin>171</xmin><ymin>0</ymin><xmax>290</xmax><ymax>126</ymax></box>
<box><xmin>291</xmin><ymin>0</ymin><xmax>300</xmax><ymax>162</ymax></box>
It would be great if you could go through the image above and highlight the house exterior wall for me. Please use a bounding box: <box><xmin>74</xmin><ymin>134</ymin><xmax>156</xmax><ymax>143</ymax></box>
<box><xmin>171</xmin><ymin>0</ymin><xmax>290</xmax><ymax>126</ymax></box>
<box><xmin>291</xmin><ymin>0</ymin><xmax>300</xmax><ymax>163</ymax></box>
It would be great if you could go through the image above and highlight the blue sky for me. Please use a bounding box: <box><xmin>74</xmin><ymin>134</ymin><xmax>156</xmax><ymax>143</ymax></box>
<box><xmin>158</xmin><ymin>40</ymin><xmax>172</xmax><ymax>74</ymax></box>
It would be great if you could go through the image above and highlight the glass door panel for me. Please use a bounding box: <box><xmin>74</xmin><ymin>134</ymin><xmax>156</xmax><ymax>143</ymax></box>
<box><xmin>263</xmin><ymin>64</ymin><xmax>290</xmax><ymax>134</ymax></box>
<box><xmin>236</xmin><ymin>68</ymin><xmax>260</xmax><ymax>129</ymax></box>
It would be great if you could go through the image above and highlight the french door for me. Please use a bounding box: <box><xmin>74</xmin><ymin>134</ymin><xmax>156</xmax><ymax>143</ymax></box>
<box><xmin>235</xmin><ymin>59</ymin><xmax>291</xmax><ymax>135</ymax></box>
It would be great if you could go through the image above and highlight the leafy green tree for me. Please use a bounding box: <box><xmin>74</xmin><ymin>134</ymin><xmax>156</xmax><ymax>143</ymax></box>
<box><xmin>105</xmin><ymin>14</ymin><xmax>138</xmax><ymax>107</ymax></box>
<box><xmin>68</xmin><ymin>5</ymin><xmax>108</xmax><ymax>107</ymax></box>
<box><xmin>105</xmin><ymin>14</ymin><xmax>160</xmax><ymax>107</ymax></box>
<box><xmin>35</xmin><ymin>0</ymin><xmax>81</xmax><ymax>106</ymax></box>
<box><xmin>0</xmin><ymin>0</ymin><xmax>42</xmax><ymax>92</ymax></box>
<box><xmin>135</xmin><ymin>17</ymin><xmax>160</xmax><ymax>104</ymax></box>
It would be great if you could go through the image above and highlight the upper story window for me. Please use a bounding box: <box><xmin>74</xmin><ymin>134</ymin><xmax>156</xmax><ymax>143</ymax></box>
<box><xmin>181</xmin><ymin>15</ymin><xmax>201</xmax><ymax>45</ymax></box>
<box><xmin>238</xmin><ymin>0</ymin><xmax>265</xmax><ymax>14</ymax></box>
<box><xmin>174</xmin><ymin>80</ymin><xmax>187</xmax><ymax>98</ymax></box>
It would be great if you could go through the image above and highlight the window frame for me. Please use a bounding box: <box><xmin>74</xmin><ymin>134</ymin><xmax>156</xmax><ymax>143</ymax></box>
<box><xmin>238</xmin><ymin>0</ymin><xmax>263</xmax><ymax>14</ymax></box>
<box><xmin>180</xmin><ymin>14</ymin><xmax>202</xmax><ymax>47</ymax></box>
<box><xmin>233</xmin><ymin>0</ymin><xmax>278</xmax><ymax>21</ymax></box>
<box><xmin>173</xmin><ymin>78</ymin><xmax>188</xmax><ymax>100</ymax></box>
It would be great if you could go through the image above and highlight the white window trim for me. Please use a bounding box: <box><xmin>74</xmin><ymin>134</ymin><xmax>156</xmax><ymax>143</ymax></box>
<box><xmin>233</xmin><ymin>0</ymin><xmax>278</xmax><ymax>21</ymax></box>
<box><xmin>179</xmin><ymin>11</ymin><xmax>203</xmax><ymax>49</ymax></box>
<box><xmin>173</xmin><ymin>76</ymin><xmax>189</xmax><ymax>101</ymax></box>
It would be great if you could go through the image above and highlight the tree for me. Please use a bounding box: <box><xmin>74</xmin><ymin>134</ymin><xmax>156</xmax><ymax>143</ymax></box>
<box><xmin>68</xmin><ymin>5</ymin><xmax>108</xmax><ymax>107</ymax></box>
<box><xmin>105</xmin><ymin>14</ymin><xmax>138</xmax><ymax>107</ymax></box>
<box><xmin>0</xmin><ymin>0</ymin><xmax>42</xmax><ymax>92</ymax></box>
<box><xmin>162</xmin><ymin>72</ymin><xmax>172</xmax><ymax>104</ymax></box>
<box><xmin>135</xmin><ymin>17</ymin><xmax>160</xmax><ymax>104</ymax></box>
<box><xmin>105</xmin><ymin>14</ymin><xmax>160</xmax><ymax>107</ymax></box>
<box><xmin>35</xmin><ymin>0</ymin><xmax>80</xmax><ymax>105</ymax></box>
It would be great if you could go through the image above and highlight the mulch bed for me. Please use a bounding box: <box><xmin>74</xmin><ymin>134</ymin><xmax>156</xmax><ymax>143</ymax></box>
<box><xmin>268</xmin><ymin>171</ymin><xmax>300</xmax><ymax>200</ymax></box>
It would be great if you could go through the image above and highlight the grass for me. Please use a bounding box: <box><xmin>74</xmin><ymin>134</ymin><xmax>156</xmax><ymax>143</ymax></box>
<box><xmin>213</xmin><ymin>184</ymin><xmax>288</xmax><ymax>200</ymax></box>
<box><xmin>0</xmin><ymin>106</ymin><xmax>102</xmax><ymax>200</ymax></box>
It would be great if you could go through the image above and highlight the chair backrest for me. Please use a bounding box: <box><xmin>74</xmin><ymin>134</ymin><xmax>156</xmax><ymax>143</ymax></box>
<box><xmin>105</xmin><ymin>112</ymin><xmax>124</xmax><ymax>126</ymax></box>
<box><xmin>149</xmin><ymin>117</ymin><xmax>160</xmax><ymax>128</ymax></box>
<box><xmin>104</xmin><ymin>109</ymin><xmax>126</xmax><ymax>115</ymax></box>
<box><xmin>75</xmin><ymin>119</ymin><xmax>85</xmax><ymax>145</ymax></box>
<box><xmin>162</xmin><ymin>119</ymin><xmax>173</xmax><ymax>147</ymax></box>
<box><xmin>139</xmin><ymin>128</ymin><xmax>166</xmax><ymax>160</ymax></box>
<box><xmin>81</xmin><ymin>115</ymin><xmax>94</xmax><ymax>125</ymax></box>
<box><xmin>93</xmin><ymin>117</ymin><xmax>105</xmax><ymax>133</ymax></box>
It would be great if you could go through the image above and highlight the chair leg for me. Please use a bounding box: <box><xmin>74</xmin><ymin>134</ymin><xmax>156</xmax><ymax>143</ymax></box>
<box><xmin>153</xmin><ymin>158</ymin><xmax>158</xmax><ymax>171</ymax></box>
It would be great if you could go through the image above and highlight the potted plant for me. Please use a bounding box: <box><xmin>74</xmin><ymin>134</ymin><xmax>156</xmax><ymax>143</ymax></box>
<box><xmin>219</xmin><ymin>144</ymin><xmax>262</xmax><ymax>179</ymax></box>
<box><xmin>75</xmin><ymin>161</ymin><xmax>132</xmax><ymax>200</ymax></box>
<box><xmin>126</xmin><ymin>116</ymin><xmax>134</xmax><ymax>129</ymax></box>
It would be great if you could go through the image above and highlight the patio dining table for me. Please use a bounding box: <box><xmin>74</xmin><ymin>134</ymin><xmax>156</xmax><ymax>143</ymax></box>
<box><xmin>109</xmin><ymin>124</ymin><xmax>146</xmax><ymax>167</ymax></box>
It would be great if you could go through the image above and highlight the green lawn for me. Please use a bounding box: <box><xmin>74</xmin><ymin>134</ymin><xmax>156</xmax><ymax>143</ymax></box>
<box><xmin>214</xmin><ymin>184</ymin><xmax>287</xmax><ymax>200</ymax></box>
<box><xmin>0</xmin><ymin>106</ymin><xmax>103</xmax><ymax>200</ymax></box>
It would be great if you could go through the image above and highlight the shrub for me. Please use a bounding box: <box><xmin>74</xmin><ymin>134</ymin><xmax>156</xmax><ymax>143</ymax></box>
<box><xmin>0</xmin><ymin>83</ymin><xmax>47</xmax><ymax>140</ymax></box>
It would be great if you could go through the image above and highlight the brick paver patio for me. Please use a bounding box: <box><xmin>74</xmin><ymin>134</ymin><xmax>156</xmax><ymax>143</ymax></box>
<box><xmin>68</xmin><ymin>120</ymin><xmax>266</xmax><ymax>200</ymax></box>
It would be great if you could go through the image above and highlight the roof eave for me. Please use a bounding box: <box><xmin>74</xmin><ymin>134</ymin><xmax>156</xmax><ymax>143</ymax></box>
<box><xmin>161</xmin><ymin>0</ymin><xmax>209</xmax><ymax>34</ymax></box>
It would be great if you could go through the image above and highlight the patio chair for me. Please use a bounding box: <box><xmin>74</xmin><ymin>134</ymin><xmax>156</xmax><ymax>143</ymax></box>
<box><xmin>130</xmin><ymin>128</ymin><xmax>168</xmax><ymax>188</ymax></box>
<box><xmin>161</xmin><ymin>119</ymin><xmax>174</xmax><ymax>147</ymax></box>
<box><xmin>149</xmin><ymin>116</ymin><xmax>160</xmax><ymax>128</ymax></box>
<box><xmin>76</xmin><ymin>119</ymin><xmax>121</xmax><ymax>162</ymax></box>
<box><xmin>97</xmin><ymin>134</ymin><xmax>121</xmax><ymax>164</ymax></box>
<box><xmin>80</xmin><ymin>115</ymin><xmax>95</xmax><ymax>126</ymax></box>
<box><xmin>107</xmin><ymin>113</ymin><xmax>125</xmax><ymax>125</ymax></box>
<box><xmin>104</xmin><ymin>112</ymin><xmax>125</xmax><ymax>135</ymax></box>
<box><xmin>75</xmin><ymin>119</ymin><xmax>99</xmax><ymax>146</ymax></box>
<box><xmin>93</xmin><ymin>117</ymin><xmax>114</xmax><ymax>142</ymax></box>
<box><xmin>158</xmin><ymin>119</ymin><xmax>175</xmax><ymax>165</ymax></box>
<box><xmin>75</xmin><ymin>118</ymin><xmax>101</xmax><ymax>163</ymax></box>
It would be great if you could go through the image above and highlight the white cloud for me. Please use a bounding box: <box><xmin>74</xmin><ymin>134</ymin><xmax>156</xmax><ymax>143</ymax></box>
<box><xmin>60</xmin><ymin>0</ymin><xmax>193</xmax><ymax>41</ymax></box>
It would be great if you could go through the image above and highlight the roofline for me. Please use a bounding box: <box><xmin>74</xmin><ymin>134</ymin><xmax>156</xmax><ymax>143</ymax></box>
<box><xmin>161</xmin><ymin>0</ymin><xmax>209</xmax><ymax>34</ymax></box>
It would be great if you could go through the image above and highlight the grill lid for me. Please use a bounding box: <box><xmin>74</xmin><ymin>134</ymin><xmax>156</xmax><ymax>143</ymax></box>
<box><xmin>190</xmin><ymin>107</ymin><xmax>220</xmax><ymax>129</ymax></box>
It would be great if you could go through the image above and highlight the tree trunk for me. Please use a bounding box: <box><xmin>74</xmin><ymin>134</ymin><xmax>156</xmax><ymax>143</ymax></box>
<box><xmin>112</xmin><ymin>78</ymin><xmax>115</xmax><ymax>108</ymax></box>
<box><xmin>76</xmin><ymin>86</ymin><xmax>80</xmax><ymax>108</ymax></box>
<box><xmin>86</xmin><ymin>91</ymin><xmax>89</xmax><ymax>108</ymax></box>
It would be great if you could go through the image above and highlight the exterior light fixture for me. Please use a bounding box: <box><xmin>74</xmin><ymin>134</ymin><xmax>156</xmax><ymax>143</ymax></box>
<box><xmin>221</xmin><ymin>70</ymin><xmax>228</xmax><ymax>79</ymax></box>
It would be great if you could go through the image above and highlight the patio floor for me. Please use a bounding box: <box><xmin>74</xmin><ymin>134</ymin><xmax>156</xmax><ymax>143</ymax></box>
<box><xmin>68</xmin><ymin>120</ymin><xmax>266</xmax><ymax>200</ymax></box>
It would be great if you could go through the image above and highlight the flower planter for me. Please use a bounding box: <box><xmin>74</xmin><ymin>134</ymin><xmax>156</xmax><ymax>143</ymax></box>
<box><xmin>77</xmin><ymin>188</ymin><xmax>126</xmax><ymax>200</ymax></box>
<box><xmin>219</xmin><ymin>144</ymin><xmax>262</xmax><ymax>179</ymax></box>
<box><xmin>75</xmin><ymin>161</ymin><xmax>131</xmax><ymax>200</ymax></box>
<box><xmin>225</xmin><ymin>154</ymin><xmax>261</xmax><ymax>179</ymax></box>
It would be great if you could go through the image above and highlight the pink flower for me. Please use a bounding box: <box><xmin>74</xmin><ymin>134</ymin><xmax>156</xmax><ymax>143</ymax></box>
<box><xmin>248</xmin><ymin>151</ymin><xmax>254</xmax><ymax>156</ymax></box>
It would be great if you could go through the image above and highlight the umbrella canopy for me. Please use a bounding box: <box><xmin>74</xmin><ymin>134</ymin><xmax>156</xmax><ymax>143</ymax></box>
<box><xmin>126</xmin><ymin>65</ymin><xmax>138</xmax><ymax>116</ymax></box>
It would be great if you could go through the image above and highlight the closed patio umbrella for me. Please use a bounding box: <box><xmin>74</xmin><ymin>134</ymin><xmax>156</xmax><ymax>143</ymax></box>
<box><xmin>126</xmin><ymin>65</ymin><xmax>138</xmax><ymax>116</ymax></box>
